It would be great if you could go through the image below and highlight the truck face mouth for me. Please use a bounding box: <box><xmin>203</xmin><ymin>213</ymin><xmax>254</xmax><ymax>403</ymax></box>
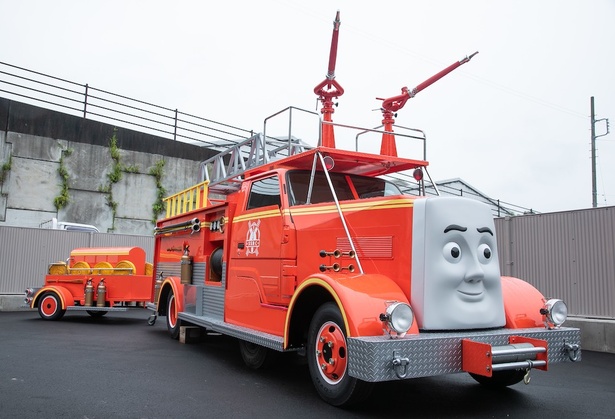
<box><xmin>456</xmin><ymin>288</ymin><xmax>484</xmax><ymax>302</ymax></box>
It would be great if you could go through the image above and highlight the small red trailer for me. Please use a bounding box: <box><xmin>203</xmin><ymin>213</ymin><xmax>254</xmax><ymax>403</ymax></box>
<box><xmin>25</xmin><ymin>246</ymin><xmax>154</xmax><ymax>320</ymax></box>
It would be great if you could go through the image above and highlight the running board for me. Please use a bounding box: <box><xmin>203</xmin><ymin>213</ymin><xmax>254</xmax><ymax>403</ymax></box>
<box><xmin>178</xmin><ymin>312</ymin><xmax>294</xmax><ymax>352</ymax></box>
<box><xmin>68</xmin><ymin>306</ymin><xmax>131</xmax><ymax>312</ymax></box>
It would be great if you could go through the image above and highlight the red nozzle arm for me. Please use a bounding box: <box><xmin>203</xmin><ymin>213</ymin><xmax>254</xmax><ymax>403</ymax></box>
<box><xmin>314</xmin><ymin>11</ymin><xmax>344</xmax><ymax>98</ymax></box>
<box><xmin>410</xmin><ymin>51</ymin><xmax>478</xmax><ymax>97</ymax></box>
<box><xmin>378</xmin><ymin>51</ymin><xmax>478</xmax><ymax>112</ymax></box>
<box><xmin>326</xmin><ymin>10</ymin><xmax>341</xmax><ymax>82</ymax></box>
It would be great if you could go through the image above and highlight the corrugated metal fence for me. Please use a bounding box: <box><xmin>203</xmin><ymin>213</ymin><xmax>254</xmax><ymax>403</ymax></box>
<box><xmin>2</xmin><ymin>206</ymin><xmax>614</xmax><ymax>319</ymax></box>
<box><xmin>0</xmin><ymin>226</ymin><xmax>154</xmax><ymax>294</ymax></box>
<box><xmin>495</xmin><ymin>206</ymin><xmax>615</xmax><ymax>319</ymax></box>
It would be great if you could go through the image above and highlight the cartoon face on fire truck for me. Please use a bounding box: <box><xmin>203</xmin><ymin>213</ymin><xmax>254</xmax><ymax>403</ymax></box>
<box><xmin>411</xmin><ymin>197</ymin><xmax>506</xmax><ymax>330</ymax></box>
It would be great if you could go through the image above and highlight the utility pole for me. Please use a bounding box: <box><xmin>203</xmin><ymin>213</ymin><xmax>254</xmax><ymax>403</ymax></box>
<box><xmin>590</xmin><ymin>96</ymin><xmax>611</xmax><ymax>208</ymax></box>
<box><xmin>591</xmin><ymin>97</ymin><xmax>597</xmax><ymax>208</ymax></box>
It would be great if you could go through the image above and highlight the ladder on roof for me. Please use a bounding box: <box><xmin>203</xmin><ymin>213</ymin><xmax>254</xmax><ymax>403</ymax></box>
<box><xmin>199</xmin><ymin>133</ymin><xmax>313</xmax><ymax>194</ymax></box>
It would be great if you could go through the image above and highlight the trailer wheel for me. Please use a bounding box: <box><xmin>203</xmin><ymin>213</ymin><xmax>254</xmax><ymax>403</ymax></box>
<box><xmin>166</xmin><ymin>290</ymin><xmax>182</xmax><ymax>339</ymax></box>
<box><xmin>470</xmin><ymin>369</ymin><xmax>526</xmax><ymax>387</ymax></box>
<box><xmin>37</xmin><ymin>292</ymin><xmax>65</xmax><ymax>321</ymax></box>
<box><xmin>307</xmin><ymin>302</ymin><xmax>373</xmax><ymax>406</ymax></box>
<box><xmin>239</xmin><ymin>340</ymin><xmax>277</xmax><ymax>369</ymax></box>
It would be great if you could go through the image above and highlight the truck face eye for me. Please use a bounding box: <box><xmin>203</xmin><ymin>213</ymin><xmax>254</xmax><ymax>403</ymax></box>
<box><xmin>443</xmin><ymin>242</ymin><xmax>461</xmax><ymax>263</ymax></box>
<box><xmin>477</xmin><ymin>244</ymin><xmax>492</xmax><ymax>263</ymax></box>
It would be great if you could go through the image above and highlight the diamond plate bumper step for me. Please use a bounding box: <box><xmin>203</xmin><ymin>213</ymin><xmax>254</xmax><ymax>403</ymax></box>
<box><xmin>347</xmin><ymin>327</ymin><xmax>581</xmax><ymax>382</ymax></box>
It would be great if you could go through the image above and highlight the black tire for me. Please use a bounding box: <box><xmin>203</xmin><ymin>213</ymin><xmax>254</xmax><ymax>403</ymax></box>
<box><xmin>239</xmin><ymin>340</ymin><xmax>277</xmax><ymax>369</ymax></box>
<box><xmin>307</xmin><ymin>302</ymin><xmax>373</xmax><ymax>407</ymax></box>
<box><xmin>166</xmin><ymin>290</ymin><xmax>182</xmax><ymax>339</ymax></box>
<box><xmin>86</xmin><ymin>310</ymin><xmax>108</xmax><ymax>318</ymax></box>
<box><xmin>470</xmin><ymin>369</ymin><xmax>526</xmax><ymax>387</ymax></box>
<box><xmin>37</xmin><ymin>292</ymin><xmax>66</xmax><ymax>321</ymax></box>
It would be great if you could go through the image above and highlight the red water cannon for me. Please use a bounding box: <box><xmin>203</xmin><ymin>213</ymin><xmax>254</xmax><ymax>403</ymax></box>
<box><xmin>377</xmin><ymin>51</ymin><xmax>479</xmax><ymax>156</ymax></box>
<box><xmin>314</xmin><ymin>11</ymin><xmax>344</xmax><ymax>148</ymax></box>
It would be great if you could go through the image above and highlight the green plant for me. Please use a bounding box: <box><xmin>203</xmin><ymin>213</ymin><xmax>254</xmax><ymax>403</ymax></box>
<box><xmin>54</xmin><ymin>148</ymin><xmax>73</xmax><ymax>210</ymax></box>
<box><xmin>149</xmin><ymin>159</ymin><xmax>166</xmax><ymax>223</ymax></box>
<box><xmin>0</xmin><ymin>154</ymin><xmax>12</xmax><ymax>185</ymax></box>
<box><xmin>108</xmin><ymin>162</ymin><xmax>123</xmax><ymax>183</ymax></box>
<box><xmin>124</xmin><ymin>164</ymin><xmax>140</xmax><ymax>173</ymax></box>
<box><xmin>108</xmin><ymin>130</ymin><xmax>123</xmax><ymax>184</ymax></box>
<box><xmin>100</xmin><ymin>130</ymin><xmax>145</xmax><ymax>230</ymax></box>
<box><xmin>54</xmin><ymin>185</ymin><xmax>70</xmax><ymax>209</ymax></box>
<box><xmin>99</xmin><ymin>129</ymin><xmax>123</xmax><ymax>230</ymax></box>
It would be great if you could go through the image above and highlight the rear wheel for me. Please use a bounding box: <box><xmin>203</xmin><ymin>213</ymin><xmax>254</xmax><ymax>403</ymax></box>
<box><xmin>38</xmin><ymin>292</ymin><xmax>65</xmax><ymax>321</ymax></box>
<box><xmin>470</xmin><ymin>369</ymin><xmax>526</xmax><ymax>387</ymax></box>
<box><xmin>239</xmin><ymin>340</ymin><xmax>277</xmax><ymax>369</ymax></box>
<box><xmin>307</xmin><ymin>302</ymin><xmax>373</xmax><ymax>407</ymax></box>
<box><xmin>166</xmin><ymin>290</ymin><xmax>182</xmax><ymax>339</ymax></box>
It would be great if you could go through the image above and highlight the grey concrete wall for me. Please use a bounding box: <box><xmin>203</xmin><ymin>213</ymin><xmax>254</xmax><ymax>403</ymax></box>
<box><xmin>1</xmin><ymin>131</ymin><xmax>200</xmax><ymax>234</ymax></box>
<box><xmin>0</xmin><ymin>98</ymin><xmax>219</xmax><ymax>235</ymax></box>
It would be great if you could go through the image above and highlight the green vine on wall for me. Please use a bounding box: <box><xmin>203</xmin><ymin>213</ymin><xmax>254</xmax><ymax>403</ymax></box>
<box><xmin>0</xmin><ymin>154</ymin><xmax>11</xmax><ymax>186</ymax></box>
<box><xmin>98</xmin><ymin>128</ymin><xmax>166</xmax><ymax>228</ymax></box>
<box><xmin>99</xmin><ymin>128</ymin><xmax>153</xmax><ymax>230</ymax></box>
<box><xmin>54</xmin><ymin>148</ymin><xmax>73</xmax><ymax>210</ymax></box>
<box><xmin>108</xmin><ymin>130</ymin><xmax>123</xmax><ymax>184</ymax></box>
<box><xmin>149</xmin><ymin>159</ymin><xmax>166</xmax><ymax>224</ymax></box>
<box><xmin>99</xmin><ymin>129</ymin><xmax>133</xmax><ymax>230</ymax></box>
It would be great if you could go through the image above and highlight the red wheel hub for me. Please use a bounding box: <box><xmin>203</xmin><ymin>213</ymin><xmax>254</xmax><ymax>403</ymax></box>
<box><xmin>315</xmin><ymin>321</ymin><xmax>348</xmax><ymax>384</ymax></box>
<box><xmin>41</xmin><ymin>295</ymin><xmax>58</xmax><ymax>317</ymax></box>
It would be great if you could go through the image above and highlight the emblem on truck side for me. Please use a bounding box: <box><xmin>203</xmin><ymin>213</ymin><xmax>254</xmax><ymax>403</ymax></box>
<box><xmin>245</xmin><ymin>220</ymin><xmax>261</xmax><ymax>256</ymax></box>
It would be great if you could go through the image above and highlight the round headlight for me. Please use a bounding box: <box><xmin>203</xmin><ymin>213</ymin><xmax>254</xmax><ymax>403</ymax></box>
<box><xmin>544</xmin><ymin>298</ymin><xmax>568</xmax><ymax>327</ymax></box>
<box><xmin>386</xmin><ymin>302</ymin><xmax>414</xmax><ymax>334</ymax></box>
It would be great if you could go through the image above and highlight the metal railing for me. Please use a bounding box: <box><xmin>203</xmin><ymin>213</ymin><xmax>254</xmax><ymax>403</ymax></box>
<box><xmin>0</xmin><ymin>60</ymin><xmax>538</xmax><ymax>216</ymax></box>
<box><xmin>0</xmin><ymin>61</ymin><xmax>253</xmax><ymax>148</ymax></box>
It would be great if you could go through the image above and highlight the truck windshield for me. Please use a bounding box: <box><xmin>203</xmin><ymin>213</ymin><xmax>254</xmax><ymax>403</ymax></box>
<box><xmin>287</xmin><ymin>171</ymin><xmax>401</xmax><ymax>206</ymax></box>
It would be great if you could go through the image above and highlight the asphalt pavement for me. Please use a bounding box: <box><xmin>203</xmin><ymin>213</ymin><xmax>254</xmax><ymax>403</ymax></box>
<box><xmin>0</xmin><ymin>310</ymin><xmax>613</xmax><ymax>419</ymax></box>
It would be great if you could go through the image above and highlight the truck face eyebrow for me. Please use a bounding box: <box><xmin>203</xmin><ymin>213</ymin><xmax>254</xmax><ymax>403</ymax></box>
<box><xmin>477</xmin><ymin>227</ymin><xmax>493</xmax><ymax>236</ymax></box>
<box><xmin>444</xmin><ymin>224</ymin><xmax>467</xmax><ymax>233</ymax></box>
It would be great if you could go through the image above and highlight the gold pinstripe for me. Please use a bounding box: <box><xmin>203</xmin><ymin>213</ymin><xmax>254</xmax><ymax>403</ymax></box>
<box><xmin>232</xmin><ymin>198</ymin><xmax>414</xmax><ymax>224</ymax></box>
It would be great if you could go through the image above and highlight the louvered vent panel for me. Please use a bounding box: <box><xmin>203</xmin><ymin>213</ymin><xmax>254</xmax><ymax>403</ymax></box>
<box><xmin>337</xmin><ymin>236</ymin><xmax>393</xmax><ymax>258</ymax></box>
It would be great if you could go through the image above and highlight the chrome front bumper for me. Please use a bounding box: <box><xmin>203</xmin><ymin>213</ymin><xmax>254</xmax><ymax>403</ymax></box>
<box><xmin>347</xmin><ymin>326</ymin><xmax>581</xmax><ymax>382</ymax></box>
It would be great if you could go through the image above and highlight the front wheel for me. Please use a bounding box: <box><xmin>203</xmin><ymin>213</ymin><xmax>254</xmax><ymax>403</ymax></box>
<box><xmin>166</xmin><ymin>290</ymin><xmax>183</xmax><ymax>339</ymax></box>
<box><xmin>307</xmin><ymin>302</ymin><xmax>373</xmax><ymax>407</ymax></box>
<box><xmin>38</xmin><ymin>292</ymin><xmax>66</xmax><ymax>321</ymax></box>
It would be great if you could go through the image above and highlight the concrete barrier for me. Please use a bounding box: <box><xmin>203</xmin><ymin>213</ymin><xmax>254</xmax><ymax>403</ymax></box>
<box><xmin>0</xmin><ymin>295</ymin><xmax>30</xmax><ymax>312</ymax></box>
<box><xmin>566</xmin><ymin>317</ymin><xmax>615</xmax><ymax>354</ymax></box>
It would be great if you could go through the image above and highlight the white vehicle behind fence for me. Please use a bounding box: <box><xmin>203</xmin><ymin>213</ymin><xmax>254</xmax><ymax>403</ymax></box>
<box><xmin>39</xmin><ymin>218</ymin><xmax>99</xmax><ymax>233</ymax></box>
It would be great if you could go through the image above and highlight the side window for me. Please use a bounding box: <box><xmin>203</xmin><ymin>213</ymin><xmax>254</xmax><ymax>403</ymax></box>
<box><xmin>350</xmin><ymin>175</ymin><xmax>402</xmax><ymax>198</ymax></box>
<box><xmin>288</xmin><ymin>171</ymin><xmax>354</xmax><ymax>205</ymax></box>
<box><xmin>247</xmin><ymin>176</ymin><xmax>281</xmax><ymax>210</ymax></box>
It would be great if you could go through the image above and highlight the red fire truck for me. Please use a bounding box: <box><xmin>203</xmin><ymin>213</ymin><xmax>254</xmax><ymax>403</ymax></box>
<box><xmin>27</xmin><ymin>12</ymin><xmax>580</xmax><ymax>407</ymax></box>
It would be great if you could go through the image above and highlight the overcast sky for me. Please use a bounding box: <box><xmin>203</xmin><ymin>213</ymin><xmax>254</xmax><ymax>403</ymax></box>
<box><xmin>1</xmin><ymin>0</ymin><xmax>614</xmax><ymax>213</ymax></box>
